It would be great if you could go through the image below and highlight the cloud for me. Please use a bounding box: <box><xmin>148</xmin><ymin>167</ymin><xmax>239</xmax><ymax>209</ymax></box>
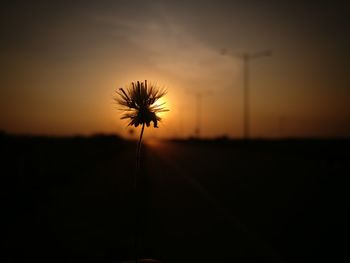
<box><xmin>96</xmin><ymin>11</ymin><xmax>240</xmax><ymax>91</ymax></box>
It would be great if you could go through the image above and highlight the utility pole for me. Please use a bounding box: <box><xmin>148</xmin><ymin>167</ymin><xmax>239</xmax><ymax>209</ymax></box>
<box><xmin>189</xmin><ymin>90</ymin><xmax>211</xmax><ymax>139</ymax></box>
<box><xmin>195</xmin><ymin>93</ymin><xmax>202</xmax><ymax>137</ymax></box>
<box><xmin>221</xmin><ymin>49</ymin><xmax>271</xmax><ymax>139</ymax></box>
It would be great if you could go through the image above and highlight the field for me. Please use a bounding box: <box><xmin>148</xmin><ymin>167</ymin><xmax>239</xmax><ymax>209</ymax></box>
<box><xmin>1</xmin><ymin>134</ymin><xmax>348</xmax><ymax>262</ymax></box>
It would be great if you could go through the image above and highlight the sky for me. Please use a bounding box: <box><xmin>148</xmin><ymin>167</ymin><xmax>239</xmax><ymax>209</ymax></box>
<box><xmin>1</xmin><ymin>0</ymin><xmax>349</xmax><ymax>138</ymax></box>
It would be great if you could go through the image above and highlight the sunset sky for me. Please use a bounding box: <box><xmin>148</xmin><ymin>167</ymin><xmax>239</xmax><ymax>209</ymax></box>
<box><xmin>1</xmin><ymin>0</ymin><xmax>349</xmax><ymax>138</ymax></box>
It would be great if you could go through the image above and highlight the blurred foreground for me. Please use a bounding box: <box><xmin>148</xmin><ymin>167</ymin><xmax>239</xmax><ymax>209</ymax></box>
<box><xmin>1</xmin><ymin>134</ymin><xmax>348</xmax><ymax>262</ymax></box>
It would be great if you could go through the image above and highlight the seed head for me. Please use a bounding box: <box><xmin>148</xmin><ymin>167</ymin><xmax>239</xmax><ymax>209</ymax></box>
<box><xmin>115</xmin><ymin>80</ymin><xmax>168</xmax><ymax>128</ymax></box>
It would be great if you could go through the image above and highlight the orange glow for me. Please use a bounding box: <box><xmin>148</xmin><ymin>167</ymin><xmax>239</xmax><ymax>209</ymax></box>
<box><xmin>1</xmin><ymin>2</ymin><xmax>349</xmax><ymax>138</ymax></box>
<box><xmin>144</xmin><ymin>138</ymin><xmax>164</xmax><ymax>148</ymax></box>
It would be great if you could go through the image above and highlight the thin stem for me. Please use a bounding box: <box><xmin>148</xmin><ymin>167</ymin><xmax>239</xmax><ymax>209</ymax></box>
<box><xmin>136</xmin><ymin>123</ymin><xmax>145</xmax><ymax>170</ymax></box>
<box><xmin>134</xmin><ymin>123</ymin><xmax>145</xmax><ymax>263</ymax></box>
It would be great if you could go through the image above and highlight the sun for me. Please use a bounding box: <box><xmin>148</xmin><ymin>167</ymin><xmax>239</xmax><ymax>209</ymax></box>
<box><xmin>154</xmin><ymin>96</ymin><xmax>170</xmax><ymax>119</ymax></box>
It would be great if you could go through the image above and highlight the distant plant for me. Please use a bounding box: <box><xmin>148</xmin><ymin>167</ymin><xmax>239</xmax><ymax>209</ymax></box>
<box><xmin>115</xmin><ymin>80</ymin><xmax>168</xmax><ymax>169</ymax></box>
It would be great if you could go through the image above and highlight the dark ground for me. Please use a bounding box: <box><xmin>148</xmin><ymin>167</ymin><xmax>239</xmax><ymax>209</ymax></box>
<box><xmin>1</xmin><ymin>133</ymin><xmax>349</xmax><ymax>262</ymax></box>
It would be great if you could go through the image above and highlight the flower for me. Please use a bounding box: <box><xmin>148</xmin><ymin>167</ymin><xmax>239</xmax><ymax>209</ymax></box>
<box><xmin>115</xmin><ymin>80</ymin><xmax>168</xmax><ymax>128</ymax></box>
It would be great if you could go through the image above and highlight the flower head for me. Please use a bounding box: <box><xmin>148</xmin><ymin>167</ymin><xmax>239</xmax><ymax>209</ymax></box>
<box><xmin>115</xmin><ymin>80</ymin><xmax>168</xmax><ymax>128</ymax></box>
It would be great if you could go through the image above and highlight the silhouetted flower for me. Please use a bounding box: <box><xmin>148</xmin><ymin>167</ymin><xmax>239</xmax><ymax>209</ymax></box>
<box><xmin>115</xmin><ymin>80</ymin><xmax>167</xmax><ymax>128</ymax></box>
<box><xmin>114</xmin><ymin>81</ymin><xmax>168</xmax><ymax>262</ymax></box>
